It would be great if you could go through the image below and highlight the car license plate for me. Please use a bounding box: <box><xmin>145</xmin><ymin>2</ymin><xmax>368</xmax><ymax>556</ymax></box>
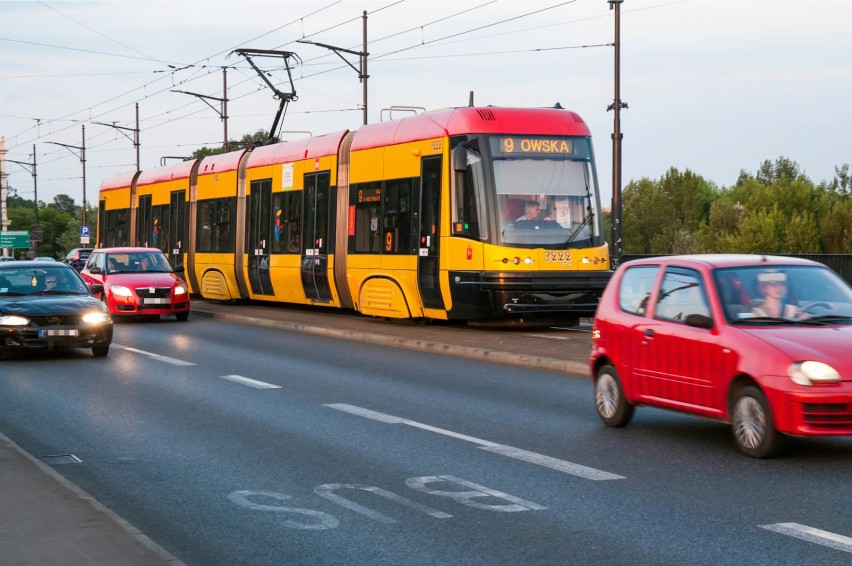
<box><xmin>142</xmin><ymin>298</ymin><xmax>170</xmax><ymax>304</ymax></box>
<box><xmin>39</xmin><ymin>329</ymin><xmax>79</xmax><ymax>337</ymax></box>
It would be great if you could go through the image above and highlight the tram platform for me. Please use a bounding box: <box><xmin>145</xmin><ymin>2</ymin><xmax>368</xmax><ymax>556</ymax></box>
<box><xmin>1</xmin><ymin>299</ymin><xmax>592</xmax><ymax>565</ymax></box>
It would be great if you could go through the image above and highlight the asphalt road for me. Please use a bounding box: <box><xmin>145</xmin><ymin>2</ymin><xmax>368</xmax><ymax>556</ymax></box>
<box><xmin>1</xmin><ymin>314</ymin><xmax>851</xmax><ymax>565</ymax></box>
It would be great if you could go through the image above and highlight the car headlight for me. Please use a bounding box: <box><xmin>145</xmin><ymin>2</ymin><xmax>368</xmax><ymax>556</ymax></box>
<box><xmin>174</xmin><ymin>284</ymin><xmax>187</xmax><ymax>295</ymax></box>
<box><xmin>0</xmin><ymin>314</ymin><xmax>30</xmax><ymax>326</ymax></box>
<box><xmin>110</xmin><ymin>285</ymin><xmax>133</xmax><ymax>297</ymax></box>
<box><xmin>82</xmin><ymin>311</ymin><xmax>111</xmax><ymax>324</ymax></box>
<box><xmin>788</xmin><ymin>361</ymin><xmax>841</xmax><ymax>386</ymax></box>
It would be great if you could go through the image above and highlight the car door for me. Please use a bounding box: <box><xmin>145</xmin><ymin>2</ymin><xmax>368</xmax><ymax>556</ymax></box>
<box><xmin>639</xmin><ymin>266</ymin><xmax>727</xmax><ymax>416</ymax></box>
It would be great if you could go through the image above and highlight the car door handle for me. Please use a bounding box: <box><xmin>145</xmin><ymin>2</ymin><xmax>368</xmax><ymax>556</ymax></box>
<box><xmin>645</xmin><ymin>329</ymin><xmax>654</xmax><ymax>337</ymax></box>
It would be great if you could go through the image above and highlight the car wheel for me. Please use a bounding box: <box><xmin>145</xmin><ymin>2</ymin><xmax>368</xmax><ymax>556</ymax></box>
<box><xmin>594</xmin><ymin>364</ymin><xmax>634</xmax><ymax>427</ymax></box>
<box><xmin>92</xmin><ymin>344</ymin><xmax>110</xmax><ymax>357</ymax></box>
<box><xmin>731</xmin><ymin>386</ymin><xmax>782</xmax><ymax>458</ymax></box>
<box><xmin>175</xmin><ymin>311</ymin><xmax>189</xmax><ymax>322</ymax></box>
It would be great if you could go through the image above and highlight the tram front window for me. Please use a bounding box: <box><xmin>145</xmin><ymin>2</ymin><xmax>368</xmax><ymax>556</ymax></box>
<box><xmin>493</xmin><ymin>156</ymin><xmax>597</xmax><ymax>247</ymax></box>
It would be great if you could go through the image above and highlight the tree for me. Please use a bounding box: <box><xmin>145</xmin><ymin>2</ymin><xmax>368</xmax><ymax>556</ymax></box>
<box><xmin>187</xmin><ymin>129</ymin><xmax>271</xmax><ymax>160</ymax></box>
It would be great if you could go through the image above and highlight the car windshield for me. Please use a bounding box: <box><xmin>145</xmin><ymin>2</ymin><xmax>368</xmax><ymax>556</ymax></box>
<box><xmin>0</xmin><ymin>266</ymin><xmax>89</xmax><ymax>296</ymax></box>
<box><xmin>105</xmin><ymin>252</ymin><xmax>172</xmax><ymax>274</ymax></box>
<box><xmin>714</xmin><ymin>265</ymin><xmax>852</xmax><ymax>324</ymax></box>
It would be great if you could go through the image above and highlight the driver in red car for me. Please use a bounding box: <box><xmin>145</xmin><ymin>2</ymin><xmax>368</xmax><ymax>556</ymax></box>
<box><xmin>751</xmin><ymin>270</ymin><xmax>798</xmax><ymax>319</ymax></box>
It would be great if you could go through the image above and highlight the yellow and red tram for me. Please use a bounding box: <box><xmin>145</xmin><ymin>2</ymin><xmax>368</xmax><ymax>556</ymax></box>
<box><xmin>98</xmin><ymin>106</ymin><xmax>612</xmax><ymax>323</ymax></box>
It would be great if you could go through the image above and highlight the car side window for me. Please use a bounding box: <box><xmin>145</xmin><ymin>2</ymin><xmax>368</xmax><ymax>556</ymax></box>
<box><xmin>618</xmin><ymin>266</ymin><xmax>660</xmax><ymax>315</ymax></box>
<box><xmin>655</xmin><ymin>267</ymin><xmax>710</xmax><ymax>322</ymax></box>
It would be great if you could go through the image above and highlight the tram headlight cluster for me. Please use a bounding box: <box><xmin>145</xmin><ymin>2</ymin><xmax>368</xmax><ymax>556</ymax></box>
<box><xmin>501</xmin><ymin>256</ymin><xmax>534</xmax><ymax>265</ymax></box>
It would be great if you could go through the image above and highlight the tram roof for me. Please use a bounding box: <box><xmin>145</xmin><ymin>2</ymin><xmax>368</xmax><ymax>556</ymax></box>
<box><xmin>99</xmin><ymin>170</ymin><xmax>140</xmax><ymax>192</ymax></box>
<box><xmin>351</xmin><ymin>106</ymin><xmax>591</xmax><ymax>151</ymax></box>
<box><xmin>135</xmin><ymin>159</ymin><xmax>197</xmax><ymax>187</ymax></box>
<box><xmin>246</xmin><ymin>130</ymin><xmax>349</xmax><ymax>168</ymax></box>
<box><xmin>198</xmin><ymin>148</ymin><xmax>248</xmax><ymax>176</ymax></box>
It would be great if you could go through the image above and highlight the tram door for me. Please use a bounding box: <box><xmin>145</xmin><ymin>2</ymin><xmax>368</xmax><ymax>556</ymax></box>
<box><xmin>418</xmin><ymin>156</ymin><xmax>443</xmax><ymax>309</ymax></box>
<box><xmin>300</xmin><ymin>171</ymin><xmax>333</xmax><ymax>303</ymax></box>
<box><xmin>247</xmin><ymin>180</ymin><xmax>274</xmax><ymax>295</ymax></box>
<box><xmin>168</xmin><ymin>190</ymin><xmax>187</xmax><ymax>271</ymax></box>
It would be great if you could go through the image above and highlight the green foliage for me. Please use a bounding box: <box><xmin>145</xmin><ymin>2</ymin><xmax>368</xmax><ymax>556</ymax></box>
<box><xmin>187</xmin><ymin>129</ymin><xmax>271</xmax><ymax>160</ymax></box>
<box><xmin>622</xmin><ymin>157</ymin><xmax>851</xmax><ymax>255</ymax></box>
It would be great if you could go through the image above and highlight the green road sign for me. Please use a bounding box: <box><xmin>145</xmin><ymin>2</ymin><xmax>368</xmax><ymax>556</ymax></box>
<box><xmin>0</xmin><ymin>231</ymin><xmax>30</xmax><ymax>249</ymax></box>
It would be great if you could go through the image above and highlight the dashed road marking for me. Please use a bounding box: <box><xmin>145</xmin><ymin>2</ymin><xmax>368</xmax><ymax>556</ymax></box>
<box><xmin>324</xmin><ymin>403</ymin><xmax>624</xmax><ymax>481</ymax></box>
<box><xmin>761</xmin><ymin>523</ymin><xmax>852</xmax><ymax>554</ymax></box>
<box><xmin>220</xmin><ymin>374</ymin><xmax>281</xmax><ymax>389</ymax></box>
<box><xmin>113</xmin><ymin>344</ymin><xmax>195</xmax><ymax>366</ymax></box>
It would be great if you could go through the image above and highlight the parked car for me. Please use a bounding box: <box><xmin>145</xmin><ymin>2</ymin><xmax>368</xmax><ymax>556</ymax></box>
<box><xmin>34</xmin><ymin>256</ymin><xmax>56</xmax><ymax>261</ymax></box>
<box><xmin>590</xmin><ymin>254</ymin><xmax>852</xmax><ymax>458</ymax></box>
<box><xmin>62</xmin><ymin>247</ymin><xmax>94</xmax><ymax>272</ymax></box>
<box><xmin>80</xmin><ymin>247</ymin><xmax>190</xmax><ymax>321</ymax></box>
<box><xmin>0</xmin><ymin>260</ymin><xmax>113</xmax><ymax>358</ymax></box>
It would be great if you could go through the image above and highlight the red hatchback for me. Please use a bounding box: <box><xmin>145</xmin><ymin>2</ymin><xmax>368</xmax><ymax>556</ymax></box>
<box><xmin>81</xmin><ymin>247</ymin><xmax>190</xmax><ymax>321</ymax></box>
<box><xmin>590</xmin><ymin>254</ymin><xmax>852</xmax><ymax>457</ymax></box>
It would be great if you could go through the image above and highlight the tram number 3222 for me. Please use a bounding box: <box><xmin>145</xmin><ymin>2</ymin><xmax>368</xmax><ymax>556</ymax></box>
<box><xmin>544</xmin><ymin>251</ymin><xmax>573</xmax><ymax>263</ymax></box>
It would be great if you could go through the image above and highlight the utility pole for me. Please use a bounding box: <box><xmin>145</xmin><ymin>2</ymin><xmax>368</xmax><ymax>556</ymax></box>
<box><xmin>298</xmin><ymin>10</ymin><xmax>370</xmax><ymax>126</ymax></box>
<box><xmin>0</xmin><ymin>137</ymin><xmax>10</xmax><ymax>256</ymax></box>
<box><xmin>47</xmin><ymin>124</ymin><xmax>87</xmax><ymax>229</ymax></box>
<box><xmin>607</xmin><ymin>0</ymin><xmax>627</xmax><ymax>268</ymax></box>
<box><xmin>172</xmin><ymin>67</ymin><xmax>230</xmax><ymax>151</ymax></box>
<box><xmin>5</xmin><ymin>145</ymin><xmax>40</xmax><ymax>255</ymax></box>
<box><xmin>5</xmin><ymin>145</ymin><xmax>39</xmax><ymax>223</ymax></box>
<box><xmin>95</xmin><ymin>102</ymin><xmax>141</xmax><ymax>171</ymax></box>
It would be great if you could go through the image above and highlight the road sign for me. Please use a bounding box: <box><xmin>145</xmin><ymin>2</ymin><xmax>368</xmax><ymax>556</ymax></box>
<box><xmin>81</xmin><ymin>226</ymin><xmax>90</xmax><ymax>237</ymax></box>
<box><xmin>0</xmin><ymin>231</ymin><xmax>30</xmax><ymax>249</ymax></box>
<box><xmin>31</xmin><ymin>224</ymin><xmax>43</xmax><ymax>242</ymax></box>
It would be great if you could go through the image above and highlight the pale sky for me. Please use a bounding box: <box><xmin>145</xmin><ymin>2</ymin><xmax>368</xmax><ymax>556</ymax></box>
<box><xmin>2</xmin><ymin>0</ymin><xmax>851</xmax><ymax>217</ymax></box>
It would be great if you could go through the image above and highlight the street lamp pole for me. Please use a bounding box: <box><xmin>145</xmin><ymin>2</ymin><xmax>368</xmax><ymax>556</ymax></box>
<box><xmin>95</xmin><ymin>102</ymin><xmax>141</xmax><ymax>171</ymax></box>
<box><xmin>172</xmin><ymin>67</ymin><xmax>230</xmax><ymax>151</ymax></box>
<box><xmin>608</xmin><ymin>0</ymin><xmax>627</xmax><ymax>268</ymax></box>
<box><xmin>297</xmin><ymin>12</ymin><xmax>370</xmax><ymax>126</ymax></box>
<box><xmin>47</xmin><ymin>124</ymin><xmax>87</xmax><ymax>228</ymax></box>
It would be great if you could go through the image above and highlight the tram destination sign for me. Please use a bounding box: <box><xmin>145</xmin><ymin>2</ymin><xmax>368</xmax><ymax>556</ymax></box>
<box><xmin>0</xmin><ymin>230</ymin><xmax>30</xmax><ymax>249</ymax></box>
<box><xmin>491</xmin><ymin>136</ymin><xmax>575</xmax><ymax>157</ymax></box>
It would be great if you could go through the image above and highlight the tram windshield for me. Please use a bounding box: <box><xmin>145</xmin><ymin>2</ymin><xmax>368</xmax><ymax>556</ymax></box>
<box><xmin>490</xmin><ymin>136</ymin><xmax>600</xmax><ymax>248</ymax></box>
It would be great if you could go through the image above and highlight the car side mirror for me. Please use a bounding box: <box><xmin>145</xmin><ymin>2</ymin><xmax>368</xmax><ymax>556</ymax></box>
<box><xmin>91</xmin><ymin>284</ymin><xmax>104</xmax><ymax>294</ymax></box>
<box><xmin>685</xmin><ymin>313</ymin><xmax>714</xmax><ymax>330</ymax></box>
<box><xmin>89</xmin><ymin>267</ymin><xmax>102</xmax><ymax>274</ymax></box>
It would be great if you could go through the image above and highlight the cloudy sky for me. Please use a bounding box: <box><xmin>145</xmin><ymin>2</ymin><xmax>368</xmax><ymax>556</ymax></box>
<box><xmin>2</xmin><ymin>0</ymin><xmax>851</xmax><ymax>217</ymax></box>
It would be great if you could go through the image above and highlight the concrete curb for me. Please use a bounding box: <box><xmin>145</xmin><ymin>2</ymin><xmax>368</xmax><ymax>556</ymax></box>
<box><xmin>191</xmin><ymin>309</ymin><xmax>591</xmax><ymax>376</ymax></box>
<box><xmin>0</xmin><ymin>431</ymin><xmax>185</xmax><ymax>565</ymax></box>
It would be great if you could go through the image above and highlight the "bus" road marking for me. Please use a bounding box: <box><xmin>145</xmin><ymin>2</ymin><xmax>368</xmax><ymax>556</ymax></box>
<box><xmin>324</xmin><ymin>403</ymin><xmax>624</xmax><ymax>481</ymax></box>
<box><xmin>761</xmin><ymin>523</ymin><xmax>852</xmax><ymax>554</ymax></box>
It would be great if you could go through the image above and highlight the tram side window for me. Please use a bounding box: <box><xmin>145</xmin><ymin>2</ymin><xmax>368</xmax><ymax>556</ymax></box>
<box><xmin>136</xmin><ymin>195</ymin><xmax>152</xmax><ymax>246</ymax></box>
<box><xmin>383</xmin><ymin>179</ymin><xmax>413</xmax><ymax>254</ymax></box>
<box><xmin>452</xmin><ymin>145</ymin><xmax>487</xmax><ymax>241</ymax></box>
<box><xmin>352</xmin><ymin>182</ymin><xmax>383</xmax><ymax>253</ymax></box>
<box><xmin>196</xmin><ymin>197</ymin><xmax>236</xmax><ymax>253</ymax></box>
<box><xmin>151</xmin><ymin>204</ymin><xmax>170</xmax><ymax>254</ymax></box>
<box><xmin>271</xmin><ymin>191</ymin><xmax>302</xmax><ymax>254</ymax></box>
<box><xmin>104</xmin><ymin>209</ymin><xmax>130</xmax><ymax>247</ymax></box>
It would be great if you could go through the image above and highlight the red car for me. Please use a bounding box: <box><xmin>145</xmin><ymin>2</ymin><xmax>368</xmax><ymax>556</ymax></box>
<box><xmin>81</xmin><ymin>247</ymin><xmax>190</xmax><ymax>321</ymax></box>
<box><xmin>590</xmin><ymin>254</ymin><xmax>852</xmax><ymax>458</ymax></box>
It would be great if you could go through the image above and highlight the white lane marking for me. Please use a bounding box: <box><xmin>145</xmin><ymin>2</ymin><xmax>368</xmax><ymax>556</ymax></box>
<box><xmin>761</xmin><ymin>523</ymin><xmax>852</xmax><ymax>554</ymax></box>
<box><xmin>113</xmin><ymin>344</ymin><xmax>195</xmax><ymax>366</ymax></box>
<box><xmin>220</xmin><ymin>375</ymin><xmax>281</xmax><ymax>389</ymax></box>
<box><xmin>324</xmin><ymin>403</ymin><xmax>624</xmax><ymax>481</ymax></box>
